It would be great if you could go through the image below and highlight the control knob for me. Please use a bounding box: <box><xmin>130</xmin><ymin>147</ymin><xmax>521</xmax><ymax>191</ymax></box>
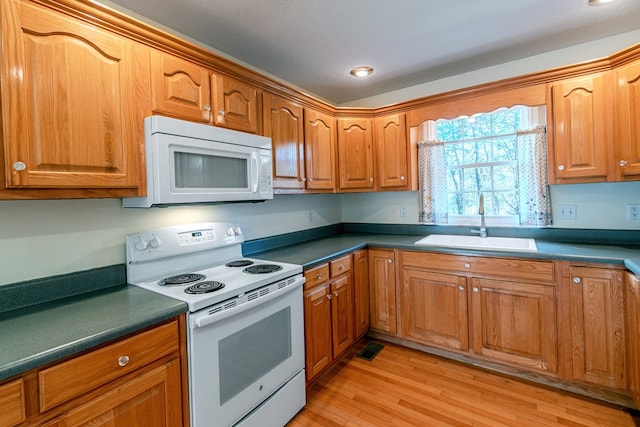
<box><xmin>134</xmin><ymin>238</ymin><xmax>149</xmax><ymax>251</ymax></box>
<box><xmin>149</xmin><ymin>237</ymin><xmax>161</xmax><ymax>248</ymax></box>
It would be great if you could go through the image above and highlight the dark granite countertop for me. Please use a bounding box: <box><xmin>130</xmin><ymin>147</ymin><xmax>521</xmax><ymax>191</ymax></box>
<box><xmin>0</xmin><ymin>270</ymin><xmax>186</xmax><ymax>382</ymax></box>
<box><xmin>3</xmin><ymin>226</ymin><xmax>639</xmax><ymax>384</ymax></box>
<box><xmin>250</xmin><ymin>232</ymin><xmax>640</xmax><ymax>275</ymax></box>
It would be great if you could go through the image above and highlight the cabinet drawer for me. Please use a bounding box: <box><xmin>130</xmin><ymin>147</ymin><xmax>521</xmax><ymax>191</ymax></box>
<box><xmin>330</xmin><ymin>254</ymin><xmax>352</xmax><ymax>277</ymax></box>
<box><xmin>39</xmin><ymin>320</ymin><xmax>179</xmax><ymax>412</ymax></box>
<box><xmin>304</xmin><ymin>263</ymin><xmax>330</xmax><ymax>290</ymax></box>
<box><xmin>0</xmin><ymin>378</ymin><xmax>25</xmax><ymax>427</ymax></box>
<box><xmin>401</xmin><ymin>251</ymin><xmax>554</xmax><ymax>283</ymax></box>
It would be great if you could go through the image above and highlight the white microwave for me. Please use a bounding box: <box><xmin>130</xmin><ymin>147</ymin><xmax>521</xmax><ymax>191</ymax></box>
<box><xmin>123</xmin><ymin>116</ymin><xmax>273</xmax><ymax>207</ymax></box>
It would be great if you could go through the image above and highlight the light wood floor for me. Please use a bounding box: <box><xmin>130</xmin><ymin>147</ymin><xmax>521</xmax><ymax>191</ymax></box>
<box><xmin>289</xmin><ymin>340</ymin><xmax>638</xmax><ymax>427</ymax></box>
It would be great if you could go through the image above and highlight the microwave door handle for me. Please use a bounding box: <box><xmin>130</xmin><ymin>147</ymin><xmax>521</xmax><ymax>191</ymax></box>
<box><xmin>251</xmin><ymin>152</ymin><xmax>259</xmax><ymax>193</ymax></box>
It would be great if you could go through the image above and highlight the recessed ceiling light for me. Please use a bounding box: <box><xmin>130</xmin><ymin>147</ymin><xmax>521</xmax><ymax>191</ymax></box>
<box><xmin>350</xmin><ymin>66</ymin><xmax>374</xmax><ymax>78</ymax></box>
<box><xmin>588</xmin><ymin>0</ymin><xmax>616</xmax><ymax>6</ymax></box>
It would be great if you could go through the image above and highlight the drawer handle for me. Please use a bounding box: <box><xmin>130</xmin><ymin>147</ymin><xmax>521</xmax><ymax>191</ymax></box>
<box><xmin>118</xmin><ymin>355</ymin><xmax>130</xmax><ymax>367</ymax></box>
<box><xmin>315</xmin><ymin>273</ymin><xmax>323</xmax><ymax>279</ymax></box>
<box><xmin>339</xmin><ymin>264</ymin><xmax>345</xmax><ymax>270</ymax></box>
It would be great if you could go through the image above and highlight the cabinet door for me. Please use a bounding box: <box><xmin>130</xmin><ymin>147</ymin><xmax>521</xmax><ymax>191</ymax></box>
<box><xmin>304</xmin><ymin>109</ymin><xmax>336</xmax><ymax>191</ymax></box>
<box><xmin>211</xmin><ymin>73</ymin><xmax>261</xmax><ymax>133</ymax></box>
<box><xmin>626</xmin><ymin>272</ymin><xmax>640</xmax><ymax>404</ymax></box>
<box><xmin>549</xmin><ymin>73</ymin><xmax>612</xmax><ymax>183</ymax></box>
<box><xmin>470</xmin><ymin>278</ymin><xmax>558</xmax><ymax>374</ymax></box>
<box><xmin>401</xmin><ymin>269</ymin><xmax>469</xmax><ymax>351</ymax></box>
<box><xmin>150</xmin><ymin>50</ymin><xmax>212</xmax><ymax>123</ymax></box>
<box><xmin>41</xmin><ymin>359</ymin><xmax>183</xmax><ymax>427</ymax></box>
<box><xmin>569</xmin><ymin>266</ymin><xmax>626</xmax><ymax>389</ymax></box>
<box><xmin>0</xmin><ymin>378</ymin><xmax>25</xmax><ymax>427</ymax></box>
<box><xmin>303</xmin><ymin>282</ymin><xmax>332</xmax><ymax>382</ymax></box>
<box><xmin>614</xmin><ymin>61</ymin><xmax>640</xmax><ymax>180</ymax></box>
<box><xmin>263</xmin><ymin>94</ymin><xmax>305</xmax><ymax>189</ymax></box>
<box><xmin>0</xmin><ymin>0</ymin><xmax>139</xmax><ymax>189</ymax></box>
<box><xmin>331</xmin><ymin>274</ymin><xmax>354</xmax><ymax>358</ymax></box>
<box><xmin>375</xmin><ymin>113</ymin><xmax>410</xmax><ymax>190</ymax></box>
<box><xmin>368</xmin><ymin>249</ymin><xmax>397</xmax><ymax>335</ymax></box>
<box><xmin>337</xmin><ymin>118</ymin><xmax>375</xmax><ymax>191</ymax></box>
<box><xmin>353</xmin><ymin>249</ymin><xmax>370</xmax><ymax>338</ymax></box>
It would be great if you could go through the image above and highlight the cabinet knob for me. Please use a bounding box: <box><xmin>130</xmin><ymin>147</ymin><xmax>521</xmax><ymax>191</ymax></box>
<box><xmin>369</xmin><ymin>177</ymin><xmax>374</xmax><ymax>182</ymax></box>
<box><xmin>573</xmin><ymin>277</ymin><xmax>581</xmax><ymax>284</ymax></box>
<box><xmin>558</xmin><ymin>165</ymin><xmax>565</xmax><ymax>171</ymax></box>
<box><xmin>464</xmin><ymin>263</ymin><xmax>471</xmax><ymax>268</ymax></box>
<box><xmin>400</xmin><ymin>176</ymin><xmax>405</xmax><ymax>181</ymax></box>
<box><xmin>333</xmin><ymin>291</ymin><xmax>339</xmax><ymax>297</ymax></box>
<box><xmin>387</xmin><ymin>258</ymin><xmax>392</xmax><ymax>264</ymax></box>
<box><xmin>315</xmin><ymin>273</ymin><xmax>323</xmax><ymax>279</ymax></box>
<box><xmin>118</xmin><ymin>355</ymin><xmax>130</xmax><ymax>367</ymax></box>
<box><xmin>326</xmin><ymin>294</ymin><xmax>332</xmax><ymax>300</ymax></box>
<box><xmin>338</xmin><ymin>264</ymin><xmax>345</xmax><ymax>270</ymax></box>
<box><xmin>620</xmin><ymin>160</ymin><xmax>628</xmax><ymax>167</ymax></box>
<box><xmin>472</xmin><ymin>287</ymin><xmax>479</xmax><ymax>293</ymax></box>
<box><xmin>458</xmin><ymin>285</ymin><xmax>465</xmax><ymax>291</ymax></box>
<box><xmin>12</xmin><ymin>161</ymin><xmax>26</xmax><ymax>171</ymax></box>
<box><xmin>218</xmin><ymin>110</ymin><xmax>225</xmax><ymax>115</ymax></box>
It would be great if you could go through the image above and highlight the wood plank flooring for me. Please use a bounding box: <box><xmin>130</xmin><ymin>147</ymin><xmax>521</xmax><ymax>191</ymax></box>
<box><xmin>289</xmin><ymin>340</ymin><xmax>638</xmax><ymax>427</ymax></box>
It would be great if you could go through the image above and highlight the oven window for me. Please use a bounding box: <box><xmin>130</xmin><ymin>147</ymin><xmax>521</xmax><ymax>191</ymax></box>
<box><xmin>218</xmin><ymin>307</ymin><xmax>292</xmax><ymax>405</ymax></box>
<box><xmin>174</xmin><ymin>152</ymin><xmax>248</xmax><ymax>188</ymax></box>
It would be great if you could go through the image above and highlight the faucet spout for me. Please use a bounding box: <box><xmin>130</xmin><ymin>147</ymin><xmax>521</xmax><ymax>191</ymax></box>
<box><xmin>471</xmin><ymin>194</ymin><xmax>487</xmax><ymax>238</ymax></box>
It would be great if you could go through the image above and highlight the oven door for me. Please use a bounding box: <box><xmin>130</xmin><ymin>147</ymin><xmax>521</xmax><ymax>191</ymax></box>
<box><xmin>187</xmin><ymin>277</ymin><xmax>305</xmax><ymax>427</ymax></box>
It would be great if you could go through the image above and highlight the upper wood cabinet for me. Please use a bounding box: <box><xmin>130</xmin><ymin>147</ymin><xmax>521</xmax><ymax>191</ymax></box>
<box><xmin>211</xmin><ymin>72</ymin><xmax>261</xmax><ymax>134</ymax></box>
<box><xmin>150</xmin><ymin>50</ymin><xmax>212</xmax><ymax>123</ymax></box>
<box><xmin>337</xmin><ymin>118</ymin><xmax>375</xmax><ymax>191</ymax></box>
<box><xmin>0</xmin><ymin>0</ymin><xmax>141</xmax><ymax>193</ymax></box>
<box><xmin>263</xmin><ymin>94</ymin><xmax>306</xmax><ymax>190</ymax></box>
<box><xmin>304</xmin><ymin>108</ymin><xmax>337</xmax><ymax>191</ymax></box>
<box><xmin>375</xmin><ymin>113</ymin><xmax>415</xmax><ymax>190</ymax></box>
<box><xmin>614</xmin><ymin>60</ymin><xmax>640</xmax><ymax>180</ymax></box>
<box><xmin>548</xmin><ymin>72</ymin><xmax>613</xmax><ymax>184</ymax></box>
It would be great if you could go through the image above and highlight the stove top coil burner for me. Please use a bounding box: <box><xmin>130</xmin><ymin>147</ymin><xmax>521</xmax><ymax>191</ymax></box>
<box><xmin>185</xmin><ymin>281</ymin><xmax>226</xmax><ymax>294</ymax></box>
<box><xmin>243</xmin><ymin>264</ymin><xmax>283</xmax><ymax>274</ymax></box>
<box><xmin>225</xmin><ymin>259</ymin><xmax>254</xmax><ymax>268</ymax></box>
<box><xmin>158</xmin><ymin>273</ymin><xmax>206</xmax><ymax>286</ymax></box>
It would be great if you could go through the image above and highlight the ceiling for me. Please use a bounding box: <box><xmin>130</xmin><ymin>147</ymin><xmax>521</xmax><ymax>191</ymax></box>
<box><xmin>105</xmin><ymin>0</ymin><xmax>640</xmax><ymax>105</ymax></box>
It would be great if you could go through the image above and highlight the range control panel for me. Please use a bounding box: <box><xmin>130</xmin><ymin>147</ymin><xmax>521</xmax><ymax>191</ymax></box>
<box><xmin>126</xmin><ymin>222</ymin><xmax>243</xmax><ymax>264</ymax></box>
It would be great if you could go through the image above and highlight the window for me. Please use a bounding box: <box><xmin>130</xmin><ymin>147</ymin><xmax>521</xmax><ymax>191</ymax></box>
<box><xmin>418</xmin><ymin>105</ymin><xmax>551</xmax><ymax>227</ymax></box>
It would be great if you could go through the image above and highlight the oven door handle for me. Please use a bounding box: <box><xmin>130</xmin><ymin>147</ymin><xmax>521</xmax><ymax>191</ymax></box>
<box><xmin>192</xmin><ymin>276</ymin><xmax>304</xmax><ymax>328</ymax></box>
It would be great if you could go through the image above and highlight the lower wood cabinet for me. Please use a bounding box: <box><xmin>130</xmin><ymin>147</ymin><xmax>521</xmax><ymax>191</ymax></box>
<box><xmin>368</xmin><ymin>248</ymin><xmax>397</xmax><ymax>335</ymax></box>
<box><xmin>352</xmin><ymin>249</ymin><xmax>370</xmax><ymax>339</ymax></box>
<box><xmin>398</xmin><ymin>251</ymin><xmax>558</xmax><ymax>375</ymax></box>
<box><xmin>303</xmin><ymin>254</ymin><xmax>354</xmax><ymax>383</ymax></box>
<box><xmin>0</xmin><ymin>317</ymin><xmax>187</xmax><ymax>427</ymax></box>
<box><xmin>0</xmin><ymin>378</ymin><xmax>25</xmax><ymax>427</ymax></box>
<box><xmin>626</xmin><ymin>271</ymin><xmax>640</xmax><ymax>405</ymax></box>
<box><xmin>565</xmin><ymin>264</ymin><xmax>626</xmax><ymax>390</ymax></box>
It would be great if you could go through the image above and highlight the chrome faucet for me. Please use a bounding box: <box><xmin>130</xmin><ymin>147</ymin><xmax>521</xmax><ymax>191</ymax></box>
<box><xmin>471</xmin><ymin>194</ymin><xmax>487</xmax><ymax>238</ymax></box>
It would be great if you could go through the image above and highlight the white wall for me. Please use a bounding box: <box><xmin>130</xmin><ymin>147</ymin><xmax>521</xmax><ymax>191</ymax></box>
<box><xmin>340</xmin><ymin>182</ymin><xmax>640</xmax><ymax>231</ymax></box>
<box><xmin>0</xmin><ymin>194</ymin><xmax>341</xmax><ymax>286</ymax></box>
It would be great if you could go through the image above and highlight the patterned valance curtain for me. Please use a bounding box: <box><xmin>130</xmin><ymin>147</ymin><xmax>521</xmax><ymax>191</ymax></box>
<box><xmin>418</xmin><ymin>124</ymin><xmax>552</xmax><ymax>226</ymax></box>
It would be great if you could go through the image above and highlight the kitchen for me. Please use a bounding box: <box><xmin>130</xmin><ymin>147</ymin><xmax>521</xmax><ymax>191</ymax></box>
<box><xmin>2</xmin><ymin>0</ymin><xmax>640</xmax><ymax>426</ymax></box>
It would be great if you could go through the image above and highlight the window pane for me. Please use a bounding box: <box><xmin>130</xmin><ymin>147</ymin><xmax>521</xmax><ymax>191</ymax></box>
<box><xmin>494</xmin><ymin>192</ymin><xmax>519</xmax><ymax>216</ymax></box>
<box><xmin>446</xmin><ymin>169</ymin><xmax>462</xmax><ymax>192</ymax></box>
<box><xmin>448</xmin><ymin>193</ymin><xmax>463</xmax><ymax>215</ymax></box>
<box><xmin>445</xmin><ymin>143</ymin><xmax>463</xmax><ymax>167</ymax></box>
<box><xmin>494</xmin><ymin>136</ymin><xmax>517</xmax><ymax>161</ymax></box>
<box><xmin>493</xmin><ymin>165</ymin><xmax>518</xmax><ymax>190</ymax></box>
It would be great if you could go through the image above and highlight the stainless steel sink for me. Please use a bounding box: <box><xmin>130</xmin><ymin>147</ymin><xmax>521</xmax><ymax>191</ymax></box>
<box><xmin>414</xmin><ymin>234</ymin><xmax>538</xmax><ymax>252</ymax></box>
